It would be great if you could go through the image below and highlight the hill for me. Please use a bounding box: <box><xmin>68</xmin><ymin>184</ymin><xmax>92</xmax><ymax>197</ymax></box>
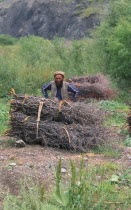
<box><xmin>0</xmin><ymin>0</ymin><xmax>108</xmax><ymax>39</ymax></box>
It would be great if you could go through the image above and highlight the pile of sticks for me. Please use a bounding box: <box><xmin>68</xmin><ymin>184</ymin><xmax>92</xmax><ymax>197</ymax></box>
<box><xmin>8</xmin><ymin>95</ymin><xmax>109</xmax><ymax>151</ymax></box>
<box><xmin>70</xmin><ymin>74</ymin><xmax>115</xmax><ymax>100</ymax></box>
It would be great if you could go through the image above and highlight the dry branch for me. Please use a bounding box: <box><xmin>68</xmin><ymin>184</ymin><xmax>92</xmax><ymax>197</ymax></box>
<box><xmin>8</xmin><ymin>95</ymin><xmax>110</xmax><ymax>151</ymax></box>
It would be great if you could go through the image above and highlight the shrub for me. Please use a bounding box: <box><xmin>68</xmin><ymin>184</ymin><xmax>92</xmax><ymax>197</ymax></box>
<box><xmin>0</xmin><ymin>36</ymin><xmax>105</xmax><ymax>97</ymax></box>
<box><xmin>93</xmin><ymin>0</ymin><xmax>131</xmax><ymax>82</ymax></box>
<box><xmin>0</xmin><ymin>35</ymin><xmax>17</xmax><ymax>46</ymax></box>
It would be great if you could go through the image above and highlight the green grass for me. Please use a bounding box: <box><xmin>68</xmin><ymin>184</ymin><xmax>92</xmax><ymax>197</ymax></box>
<box><xmin>98</xmin><ymin>100</ymin><xmax>130</xmax><ymax>149</ymax></box>
<box><xmin>3</xmin><ymin>159</ymin><xmax>131</xmax><ymax>210</ymax></box>
<box><xmin>99</xmin><ymin>100</ymin><xmax>130</xmax><ymax>132</ymax></box>
<box><xmin>0</xmin><ymin>99</ymin><xmax>10</xmax><ymax>134</ymax></box>
<box><xmin>0</xmin><ymin>35</ymin><xmax>17</xmax><ymax>46</ymax></box>
<box><xmin>0</xmin><ymin>138</ymin><xmax>16</xmax><ymax>148</ymax></box>
<box><xmin>99</xmin><ymin>100</ymin><xmax>130</xmax><ymax>112</ymax></box>
<box><xmin>123</xmin><ymin>135</ymin><xmax>131</xmax><ymax>147</ymax></box>
<box><xmin>95</xmin><ymin>145</ymin><xmax>123</xmax><ymax>158</ymax></box>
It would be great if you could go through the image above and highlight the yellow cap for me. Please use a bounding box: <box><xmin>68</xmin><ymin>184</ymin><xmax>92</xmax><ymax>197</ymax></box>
<box><xmin>54</xmin><ymin>71</ymin><xmax>65</xmax><ymax>77</ymax></box>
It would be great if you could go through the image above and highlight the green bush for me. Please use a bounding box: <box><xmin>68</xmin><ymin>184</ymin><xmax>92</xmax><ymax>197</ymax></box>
<box><xmin>0</xmin><ymin>55</ymin><xmax>21</xmax><ymax>97</ymax></box>
<box><xmin>0</xmin><ymin>36</ymin><xmax>63</xmax><ymax>96</ymax></box>
<box><xmin>0</xmin><ymin>36</ymin><xmax>104</xmax><ymax>97</ymax></box>
<box><xmin>93</xmin><ymin>0</ymin><xmax>131</xmax><ymax>81</ymax></box>
<box><xmin>52</xmin><ymin>37</ymin><xmax>102</xmax><ymax>77</ymax></box>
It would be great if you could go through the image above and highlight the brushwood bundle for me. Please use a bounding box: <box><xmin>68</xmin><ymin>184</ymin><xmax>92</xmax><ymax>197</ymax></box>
<box><xmin>70</xmin><ymin>74</ymin><xmax>115</xmax><ymax>100</ymax></box>
<box><xmin>8</xmin><ymin>95</ymin><xmax>110</xmax><ymax>152</ymax></box>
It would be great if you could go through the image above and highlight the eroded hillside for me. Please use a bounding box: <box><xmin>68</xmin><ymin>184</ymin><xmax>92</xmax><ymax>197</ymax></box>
<box><xmin>0</xmin><ymin>0</ymin><xmax>108</xmax><ymax>39</ymax></box>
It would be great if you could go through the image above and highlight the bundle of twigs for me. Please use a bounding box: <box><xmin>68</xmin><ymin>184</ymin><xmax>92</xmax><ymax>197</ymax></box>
<box><xmin>8</xmin><ymin>95</ymin><xmax>110</xmax><ymax>151</ymax></box>
<box><xmin>70</xmin><ymin>74</ymin><xmax>115</xmax><ymax>100</ymax></box>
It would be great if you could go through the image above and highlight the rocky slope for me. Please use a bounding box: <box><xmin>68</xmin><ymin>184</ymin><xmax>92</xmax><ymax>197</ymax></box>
<box><xmin>0</xmin><ymin>0</ymin><xmax>106</xmax><ymax>39</ymax></box>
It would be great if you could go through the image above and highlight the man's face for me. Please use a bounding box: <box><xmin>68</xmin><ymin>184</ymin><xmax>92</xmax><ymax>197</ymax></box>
<box><xmin>55</xmin><ymin>75</ymin><xmax>64</xmax><ymax>84</ymax></box>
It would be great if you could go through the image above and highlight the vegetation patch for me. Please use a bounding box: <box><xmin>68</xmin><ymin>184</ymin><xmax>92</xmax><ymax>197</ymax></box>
<box><xmin>3</xmin><ymin>159</ymin><xmax>131</xmax><ymax>210</ymax></box>
<box><xmin>0</xmin><ymin>99</ymin><xmax>10</xmax><ymax>134</ymax></box>
<box><xmin>80</xmin><ymin>7</ymin><xmax>100</xmax><ymax>18</ymax></box>
<box><xmin>0</xmin><ymin>35</ymin><xmax>17</xmax><ymax>46</ymax></box>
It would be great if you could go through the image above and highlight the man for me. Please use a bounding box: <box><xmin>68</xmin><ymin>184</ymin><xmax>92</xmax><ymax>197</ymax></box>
<box><xmin>42</xmin><ymin>71</ymin><xmax>79</xmax><ymax>101</ymax></box>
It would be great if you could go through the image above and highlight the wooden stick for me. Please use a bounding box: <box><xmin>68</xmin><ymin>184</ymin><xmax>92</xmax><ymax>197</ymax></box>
<box><xmin>62</xmin><ymin>126</ymin><xmax>71</xmax><ymax>144</ymax></box>
<box><xmin>36</xmin><ymin>101</ymin><xmax>44</xmax><ymax>139</ymax></box>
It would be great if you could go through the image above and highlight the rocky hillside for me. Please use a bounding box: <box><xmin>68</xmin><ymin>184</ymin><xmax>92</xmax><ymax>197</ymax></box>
<box><xmin>0</xmin><ymin>0</ymin><xmax>107</xmax><ymax>39</ymax></box>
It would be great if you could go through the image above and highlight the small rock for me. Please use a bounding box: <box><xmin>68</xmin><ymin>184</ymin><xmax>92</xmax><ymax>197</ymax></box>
<box><xmin>15</xmin><ymin>140</ymin><xmax>26</xmax><ymax>147</ymax></box>
<box><xmin>45</xmin><ymin>163</ymin><xmax>51</xmax><ymax>168</ymax></box>
<box><xmin>76</xmin><ymin>181</ymin><xmax>81</xmax><ymax>186</ymax></box>
<box><xmin>9</xmin><ymin>163</ymin><xmax>16</xmax><ymax>166</ymax></box>
<box><xmin>61</xmin><ymin>168</ymin><xmax>67</xmax><ymax>173</ymax></box>
<box><xmin>110</xmin><ymin>175</ymin><xmax>119</xmax><ymax>183</ymax></box>
<box><xmin>0</xmin><ymin>156</ymin><xmax>4</xmax><ymax>160</ymax></box>
<box><xmin>96</xmin><ymin>176</ymin><xmax>101</xmax><ymax>179</ymax></box>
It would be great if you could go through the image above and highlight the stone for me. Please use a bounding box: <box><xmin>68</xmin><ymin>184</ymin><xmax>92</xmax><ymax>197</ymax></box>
<box><xmin>61</xmin><ymin>168</ymin><xmax>66</xmax><ymax>173</ymax></box>
<box><xmin>45</xmin><ymin>162</ymin><xmax>51</xmax><ymax>168</ymax></box>
<box><xmin>15</xmin><ymin>139</ymin><xmax>26</xmax><ymax>147</ymax></box>
<box><xmin>9</xmin><ymin>163</ymin><xmax>16</xmax><ymax>166</ymax></box>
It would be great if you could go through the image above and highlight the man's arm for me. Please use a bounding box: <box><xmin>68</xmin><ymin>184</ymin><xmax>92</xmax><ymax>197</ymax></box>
<box><xmin>68</xmin><ymin>83</ymin><xmax>79</xmax><ymax>101</ymax></box>
<box><xmin>42</xmin><ymin>82</ymin><xmax>51</xmax><ymax>98</ymax></box>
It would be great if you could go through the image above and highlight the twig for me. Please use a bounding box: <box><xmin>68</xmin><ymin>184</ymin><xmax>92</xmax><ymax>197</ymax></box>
<box><xmin>62</xmin><ymin>126</ymin><xmax>71</xmax><ymax>144</ymax></box>
<box><xmin>103</xmin><ymin>201</ymin><xmax>124</xmax><ymax>204</ymax></box>
<box><xmin>58</xmin><ymin>100</ymin><xmax>71</xmax><ymax>112</ymax></box>
<box><xmin>22</xmin><ymin>116</ymin><xmax>30</xmax><ymax>123</ymax></box>
<box><xmin>36</xmin><ymin>101</ymin><xmax>44</xmax><ymax>139</ymax></box>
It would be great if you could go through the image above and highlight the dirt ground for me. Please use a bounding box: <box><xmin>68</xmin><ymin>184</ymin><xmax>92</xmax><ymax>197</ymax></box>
<box><xmin>0</xmin><ymin>135</ymin><xmax>131</xmax><ymax>208</ymax></box>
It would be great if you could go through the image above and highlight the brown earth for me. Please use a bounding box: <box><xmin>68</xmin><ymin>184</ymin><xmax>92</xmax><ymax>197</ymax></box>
<box><xmin>0</xmin><ymin>135</ymin><xmax>131</xmax><ymax>208</ymax></box>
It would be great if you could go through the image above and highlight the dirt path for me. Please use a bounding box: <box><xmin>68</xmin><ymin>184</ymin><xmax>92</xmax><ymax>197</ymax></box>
<box><xmin>0</xmin><ymin>136</ymin><xmax>131</xmax><ymax>206</ymax></box>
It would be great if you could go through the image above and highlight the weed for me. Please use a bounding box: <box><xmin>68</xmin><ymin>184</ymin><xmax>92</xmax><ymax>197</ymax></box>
<box><xmin>29</xmin><ymin>164</ymin><xmax>34</xmax><ymax>168</ymax></box>
<box><xmin>4</xmin><ymin>179</ymin><xmax>47</xmax><ymax>210</ymax></box>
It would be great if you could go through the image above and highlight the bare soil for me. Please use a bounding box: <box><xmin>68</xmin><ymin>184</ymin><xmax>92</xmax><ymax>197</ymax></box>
<box><xmin>0</xmin><ymin>135</ymin><xmax>131</xmax><ymax>208</ymax></box>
